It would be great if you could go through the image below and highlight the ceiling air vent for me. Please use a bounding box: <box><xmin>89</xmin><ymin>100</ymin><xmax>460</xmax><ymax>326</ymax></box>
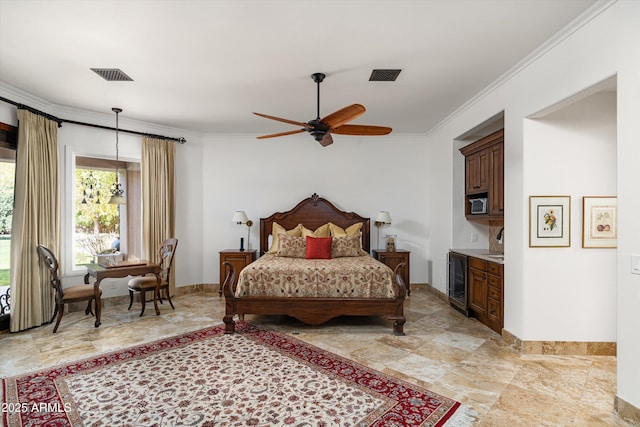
<box><xmin>90</xmin><ymin>68</ymin><xmax>133</xmax><ymax>81</ymax></box>
<box><xmin>369</xmin><ymin>69</ymin><xmax>402</xmax><ymax>82</ymax></box>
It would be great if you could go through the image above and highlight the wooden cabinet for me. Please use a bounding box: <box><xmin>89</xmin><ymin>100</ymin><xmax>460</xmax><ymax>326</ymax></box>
<box><xmin>468</xmin><ymin>257</ymin><xmax>488</xmax><ymax>316</ymax></box>
<box><xmin>465</xmin><ymin>148</ymin><xmax>489</xmax><ymax>193</ymax></box>
<box><xmin>372</xmin><ymin>249</ymin><xmax>410</xmax><ymax>295</ymax></box>
<box><xmin>219</xmin><ymin>249</ymin><xmax>256</xmax><ymax>296</ymax></box>
<box><xmin>460</xmin><ymin>129</ymin><xmax>504</xmax><ymax>221</ymax></box>
<box><xmin>467</xmin><ymin>256</ymin><xmax>503</xmax><ymax>334</ymax></box>
<box><xmin>489</xmin><ymin>142</ymin><xmax>504</xmax><ymax>215</ymax></box>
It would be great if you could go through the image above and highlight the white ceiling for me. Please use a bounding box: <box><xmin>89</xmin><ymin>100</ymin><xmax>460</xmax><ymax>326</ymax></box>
<box><xmin>0</xmin><ymin>0</ymin><xmax>598</xmax><ymax>136</ymax></box>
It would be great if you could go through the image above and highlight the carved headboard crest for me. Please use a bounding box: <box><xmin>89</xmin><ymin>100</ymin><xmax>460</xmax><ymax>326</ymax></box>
<box><xmin>259</xmin><ymin>193</ymin><xmax>371</xmax><ymax>255</ymax></box>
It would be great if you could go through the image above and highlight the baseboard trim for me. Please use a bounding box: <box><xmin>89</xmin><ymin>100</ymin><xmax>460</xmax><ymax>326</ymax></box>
<box><xmin>68</xmin><ymin>283</ymin><xmax>215</xmax><ymax>311</ymax></box>
<box><xmin>421</xmin><ymin>283</ymin><xmax>449</xmax><ymax>302</ymax></box>
<box><xmin>615</xmin><ymin>396</ymin><xmax>640</xmax><ymax>424</ymax></box>
<box><xmin>502</xmin><ymin>328</ymin><xmax>616</xmax><ymax>356</ymax></box>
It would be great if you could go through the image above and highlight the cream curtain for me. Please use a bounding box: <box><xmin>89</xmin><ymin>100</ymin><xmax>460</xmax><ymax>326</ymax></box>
<box><xmin>10</xmin><ymin>110</ymin><xmax>60</xmax><ymax>332</ymax></box>
<box><xmin>141</xmin><ymin>137</ymin><xmax>175</xmax><ymax>286</ymax></box>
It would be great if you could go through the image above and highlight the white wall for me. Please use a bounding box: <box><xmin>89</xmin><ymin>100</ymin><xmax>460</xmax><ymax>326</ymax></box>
<box><xmin>523</xmin><ymin>91</ymin><xmax>616</xmax><ymax>340</ymax></box>
<box><xmin>201</xmin><ymin>132</ymin><xmax>431</xmax><ymax>287</ymax></box>
<box><xmin>425</xmin><ymin>0</ymin><xmax>640</xmax><ymax>410</ymax></box>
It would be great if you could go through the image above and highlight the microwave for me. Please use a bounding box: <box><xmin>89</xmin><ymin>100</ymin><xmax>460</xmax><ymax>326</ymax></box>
<box><xmin>469</xmin><ymin>197</ymin><xmax>488</xmax><ymax>214</ymax></box>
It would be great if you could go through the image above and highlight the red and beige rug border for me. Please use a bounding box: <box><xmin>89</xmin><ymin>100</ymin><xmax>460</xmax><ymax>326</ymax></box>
<box><xmin>2</xmin><ymin>322</ymin><xmax>463</xmax><ymax>426</ymax></box>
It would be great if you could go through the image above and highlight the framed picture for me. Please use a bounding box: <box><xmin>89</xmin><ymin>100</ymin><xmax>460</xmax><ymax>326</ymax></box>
<box><xmin>582</xmin><ymin>196</ymin><xmax>617</xmax><ymax>248</ymax></box>
<box><xmin>529</xmin><ymin>196</ymin><xmax>571</xmax><ymax>247</ymax></box>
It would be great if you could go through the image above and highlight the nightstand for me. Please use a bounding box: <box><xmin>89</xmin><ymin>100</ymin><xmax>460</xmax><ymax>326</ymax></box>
<box><xmin>219</xmin><ymin>249</ymin><xmax>257</xmax><ymax>296</ymax></box>
<box><xmin>372</xmin><ymin>249</ymin><xmax>411</xmax><ymax>295</ymax></box>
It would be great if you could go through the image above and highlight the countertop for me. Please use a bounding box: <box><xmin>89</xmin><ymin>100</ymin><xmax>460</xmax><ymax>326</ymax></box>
<box><xmin>450</xmin><ymin>248</ymin><xmax>505</xmax><ymax>264</ymax></box>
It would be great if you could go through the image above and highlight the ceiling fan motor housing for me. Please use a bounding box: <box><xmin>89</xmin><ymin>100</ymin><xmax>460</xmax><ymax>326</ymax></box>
<box><xmin>306</xmin><ymin>118</ymin><xmax>329</xmax><ymax>141</ymax></box>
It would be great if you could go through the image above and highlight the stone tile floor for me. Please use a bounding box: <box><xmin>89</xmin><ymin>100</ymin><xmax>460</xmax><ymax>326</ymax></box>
<box><xmin>0</xmin><ymin>286</ymin><xmax>631</xmax><ymax>426</ymax></box>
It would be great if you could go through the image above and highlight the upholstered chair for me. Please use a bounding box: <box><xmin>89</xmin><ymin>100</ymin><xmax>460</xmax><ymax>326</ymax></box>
<box><xmin>37</xmin><ymin>244</ymin><xmax>101</xmax><ymax>333</ymax></box>
<box><xmin>127</xmin><ymin>238</ymin><xmax>178</xmax><ymax>316</ymax></box>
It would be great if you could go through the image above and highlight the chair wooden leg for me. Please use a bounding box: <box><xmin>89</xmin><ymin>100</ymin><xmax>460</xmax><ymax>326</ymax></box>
<box><xmin>85</xmin><ymin>300</ymin><xmax>93</xmax><ymax>315</ymax></box>
<box><xmin>164</xmin><ymin>288</ymin><xmax>175</xmax><ymax>310</ymax></box>
<box><xmin>50</xmin><ymin>304</ymin><xmax>59</xmax><ymax>324</ymax></box>
<box><xmin>128</xmin><ymin>290</ymin><xmax>134</xmax><ymax>310</ymax></box>
<box><xmin>89</xmin><ymin>299</ymin><xmax>96</xmax><ymax>316</ymax></box>
<box><xmin>53</xmin><ymin>303</ymin><xmax>64</xmax><ymax>333</ymax></box>
<box><xmin>139</xmin><ymin>290</ymin><xmax>146</xmax><ymax>316</ymax></box>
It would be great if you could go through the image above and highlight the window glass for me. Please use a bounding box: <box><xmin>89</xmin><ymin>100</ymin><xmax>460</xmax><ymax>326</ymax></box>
<box><xmin>0</xmin><ymin>155</ymin><xmax>15</xmax><ymax>286</ymax></box>
<box><xmin>0</xmin><ymin>146</ymin><xmax>16</xmax><ymax>321</ymax></box>
<box><xmin>74</xmin><ymin>167</ymin><xmax>121</xmax><ymax>266</ymax></box>
<box><xmin>72</xmin><ymin>156</ymin><xmax>140</xmax><ymax>270</ymax></box>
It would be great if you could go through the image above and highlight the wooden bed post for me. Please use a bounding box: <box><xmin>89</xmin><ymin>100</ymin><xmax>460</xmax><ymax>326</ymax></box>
<box><xmin>221</xmin><ymin>261</ymin><xmax>236</xmax><ymax>334</ymax></box>
<box><xmin>391</xmin><ymin>262</ymin><xmax>407</xmax><ymax>336</ymax></box>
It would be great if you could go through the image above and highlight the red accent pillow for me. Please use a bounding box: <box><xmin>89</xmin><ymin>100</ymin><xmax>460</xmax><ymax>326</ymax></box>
<box><xmin>305</xmin><ymin>236</ymin><xmax>333</xmax><ymax>259</ymax></box>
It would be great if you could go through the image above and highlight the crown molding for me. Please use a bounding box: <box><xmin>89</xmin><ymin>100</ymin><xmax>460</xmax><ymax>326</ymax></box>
<box><xmin>0</xmin><ymin>81</ymin><xmax>202</xmax><ymax>142</ymax></box>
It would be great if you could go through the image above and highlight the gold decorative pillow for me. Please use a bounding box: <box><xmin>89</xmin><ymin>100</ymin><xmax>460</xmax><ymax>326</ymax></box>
<box><xmin>332</xmin><ymin>233</ymin><xmax>364</xmax><ymax>258</ymax></box>
<box><xmin>329</xmin><ymin>222</ymin><xmax>363</xmax><ymax>237</ymax></box>
<box><xmin>267</xmin><ymin>222</ymin><xmax>302</xmax><ymax>254</ymax></box>
<box><xmin>277</xmin><ymin>234</ymin><xmax>306</xmax><ymax>258</ymax></box>
<box><xmin>301</xmin><ymin>223</ymin><xmax>330</xmax><ymax>238</ymax></box>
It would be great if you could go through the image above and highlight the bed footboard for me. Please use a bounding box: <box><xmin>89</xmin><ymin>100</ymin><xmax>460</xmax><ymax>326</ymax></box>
<box><xmin>221</xmin><ymin>260</ymin><xmax>406</xmax><ymax>336</ymax></box>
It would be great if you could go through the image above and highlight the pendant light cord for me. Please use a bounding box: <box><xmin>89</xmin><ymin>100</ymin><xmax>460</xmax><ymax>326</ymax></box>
<box><xmin>113</xmin><ymin>107</ymin><xmax>122</xmax><ymax>178</ymax></box>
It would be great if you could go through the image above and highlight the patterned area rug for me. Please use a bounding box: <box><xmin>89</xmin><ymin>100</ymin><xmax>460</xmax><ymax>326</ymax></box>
<box><xmin>2</xmin><ymin>323</ymin><xmax>468</xmax><ymax>426</ymax></box>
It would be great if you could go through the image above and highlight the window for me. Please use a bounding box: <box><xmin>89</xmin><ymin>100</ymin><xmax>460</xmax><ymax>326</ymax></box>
<box><xmin>0</xmin><ymin>122</ymin><xmax>17</xmax><ymax>325</ymax></box>
<box><xmin>72</xmin><ymin>156</ymin><xmax>141</xmax><ymax>271</ymax></box>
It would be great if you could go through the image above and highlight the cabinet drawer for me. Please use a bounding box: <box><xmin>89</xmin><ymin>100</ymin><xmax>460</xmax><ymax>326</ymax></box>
<box><xmin>488</xmin><ymin>274</ymin><xmax>501</xmax><ymax>288</ymax></box>
<box><xmin>488</xmin><ymin>285</ymin><xmax>501</xmax><ymax>300</ymax></box>
<box><xmin>487</xmin><ymin>298</ymin><xmax>501</xmax><ymax>323</ymax></box>
<box><xmin>469</xmin><ymin>257</ymin><xmax>487</xmax><ymax>271</ymax></box>
<box><xmin>487</xmin><ymin>262</ymin><xmax>501</xmax><ymax>275</ymax></box>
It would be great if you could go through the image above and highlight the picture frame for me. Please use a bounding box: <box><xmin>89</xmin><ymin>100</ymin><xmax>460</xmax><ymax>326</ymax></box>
<box><xmin>582</xmin><ymin>196</ymin><xmax>617</xmax><ymax>248</ymax></box>
<box><xmin>529</xmin><ymin>196</ymin><xmax>570</xmax><ymax>247</ymax></box>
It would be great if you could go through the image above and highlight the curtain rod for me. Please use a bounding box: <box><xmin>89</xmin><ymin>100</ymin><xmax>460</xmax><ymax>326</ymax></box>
<box><xmin>0</xmin><ymin>96</ymin><xmax>186</xmax><ymax>144</ymax></box>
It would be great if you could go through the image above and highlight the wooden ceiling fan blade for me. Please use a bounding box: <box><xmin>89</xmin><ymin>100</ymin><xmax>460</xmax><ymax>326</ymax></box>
<box><xmin>331</xmin><ymin>124</ymin><xmax>392</xmax><ymax>136</ymax></box>
<box><xmin>256</xmin><ymin>129</ymin><xmax>305</xmax><ymax>139</ymax></box>
<box><xmin>253</xmin><ymin>112</ymin><xmax>312</xmax><ymax>129</ymax></box>
<box><xmin>321</xmin><ymin>104</ymin><xmax>366</xmax><ymax>129</ymax></box>
<box><xmin>319</xmin><ymin>133</ymin><xmax>333</xmax><ymax>147</ymax></box>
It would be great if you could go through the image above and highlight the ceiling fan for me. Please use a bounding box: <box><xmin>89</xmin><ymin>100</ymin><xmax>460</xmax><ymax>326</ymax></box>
<box><xmin>254</xmin><ymin>73</ymin><xmax>392</xmax><ymax>147</ymax></box>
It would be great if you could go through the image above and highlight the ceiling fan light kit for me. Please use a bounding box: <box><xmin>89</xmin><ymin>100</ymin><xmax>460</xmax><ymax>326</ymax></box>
<box><xmin>254</xmin><ymin>72</ymin><xmax>392</xmax><ymax>147</ymax></box>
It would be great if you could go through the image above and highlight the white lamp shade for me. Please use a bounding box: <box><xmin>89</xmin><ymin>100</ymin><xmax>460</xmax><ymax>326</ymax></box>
<box><xmin>375</xmin><ymin>211</ymin><xmax>392</xmax><ymax>225</ymax></box>
<box><xmin>108</xmin><ymin>195</ymin><xmax>127</xmax><ymax>205</ymax></box>
<box><xmin>232</xmin><ymin>210</ymin><xmax>249</xmax><ymax>224</ymax></box>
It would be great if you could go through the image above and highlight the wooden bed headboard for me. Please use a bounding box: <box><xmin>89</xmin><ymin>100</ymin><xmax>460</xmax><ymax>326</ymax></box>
<box><xmin>259</xmin><ymin>193</ymin><xmax>371</xmax><ymax>255</ymax></box>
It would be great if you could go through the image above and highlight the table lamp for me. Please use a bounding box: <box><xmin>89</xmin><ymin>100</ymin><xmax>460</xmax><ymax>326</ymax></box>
<box><xmin>374</xmin><ymin>211</ymin><xmax>392</xmax><ymax>250</ymax></box>
<box><xmin>232</xmin><ymin>211</ymin><xmax>253</xmax><ymax>251</ymax></box>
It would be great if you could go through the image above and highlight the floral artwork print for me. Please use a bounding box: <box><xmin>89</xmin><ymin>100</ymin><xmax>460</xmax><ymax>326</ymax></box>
<box><xmin>543</xmin><ymin>210</ymin><xmax>557</xmax><ymax>231</ymax></box>
<box><xmin>530</xmin><ymin>196</ymin><xmax>570</xmax><ymax>247</ymax></box>
<box><xmin>538</xmin><ymin>205</ymin><xmax>563</xmax><ymax>238</ymax></box>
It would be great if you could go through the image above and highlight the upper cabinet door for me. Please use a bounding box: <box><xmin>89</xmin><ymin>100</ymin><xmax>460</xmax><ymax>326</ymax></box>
<box><xmin>460</xmin><ymin>129</ymin><xmax>504</xmax><ymax>221</ymax></box>
<box><xmin>489</xmin><ymin>142</ymin><xmax>504</xmax><ymax>215</ymax></box>
<box><xmin>465</xmin><ymin>148</ymin><xmax>489</xmax><ymax>194</ymax></box>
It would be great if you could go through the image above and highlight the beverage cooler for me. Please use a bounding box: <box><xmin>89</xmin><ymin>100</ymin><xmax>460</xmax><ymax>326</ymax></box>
<box><xmin>448</xmin><ymin>251</ymin><xmax>469</xmax><ymax>316</ymax></box>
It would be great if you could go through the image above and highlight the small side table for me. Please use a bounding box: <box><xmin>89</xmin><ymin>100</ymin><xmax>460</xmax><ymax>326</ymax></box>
<box><xmin>219</xmin><ymin>249</ymin><xmax>257</xmax><ymax>296</ymax></box>
<box><xmin>372</xmin><ymin>249</ymin><xmax>411</xmax><ymax>295</ymax></box>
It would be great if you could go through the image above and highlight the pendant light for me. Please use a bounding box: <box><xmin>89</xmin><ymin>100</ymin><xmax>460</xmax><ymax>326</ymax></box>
<box><xmin>108</xmin><ymin>107</ymin><xmax>126</xmax><ymax>204</ymax></box>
